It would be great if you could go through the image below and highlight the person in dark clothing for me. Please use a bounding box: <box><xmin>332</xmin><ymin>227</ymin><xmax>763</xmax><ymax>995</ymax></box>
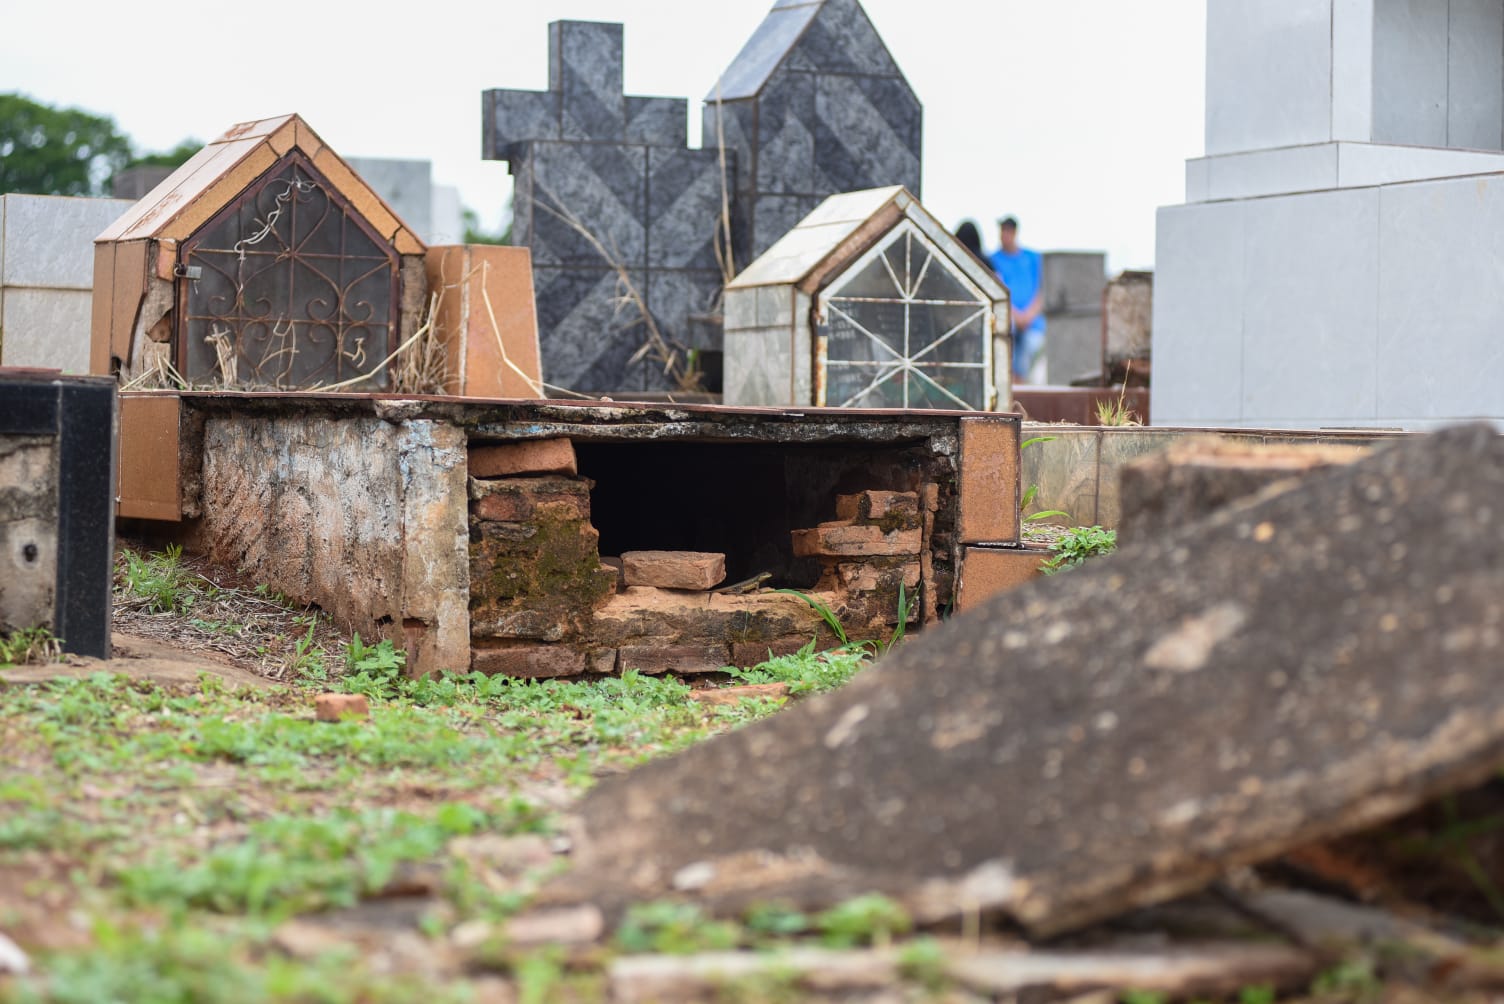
<box><xmin>954</xmin><ymin>219</ymin><xmax>988</xmax><ymax>268</ymax></box>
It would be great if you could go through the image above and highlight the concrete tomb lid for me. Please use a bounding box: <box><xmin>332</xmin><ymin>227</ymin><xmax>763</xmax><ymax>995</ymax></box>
<box><xmin>560</xmin><ymin>424</ymin><xmax>1504</xmax><ymax>937</ymax></box>
<box><xmin>95</xmin><ymin>114</ymin><xmax>423</xmax><ymax>254</ymax></box>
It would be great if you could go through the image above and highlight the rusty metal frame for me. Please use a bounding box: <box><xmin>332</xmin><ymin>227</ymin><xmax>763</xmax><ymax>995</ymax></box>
<box><xmin>174</xmin><ymin>150</ymin><xmax>401</xmax><ymax>390</ymax></box>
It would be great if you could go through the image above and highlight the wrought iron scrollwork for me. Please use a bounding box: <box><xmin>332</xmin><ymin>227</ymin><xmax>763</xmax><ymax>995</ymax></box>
<box><xmin>178</xmin><ymin>152</ymin><xmax>399</xmax><ymax>389</ymax></box>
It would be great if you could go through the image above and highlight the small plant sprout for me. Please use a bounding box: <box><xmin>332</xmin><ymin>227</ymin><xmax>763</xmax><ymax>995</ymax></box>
<box><xmin>0</xmin><ymin>626</ymin><xmax>63</xmax><ymax>666</ymax></box>
<box><xmin>1094</xmin><ymin>360</ymin><xmax>1141</xmax><ymax>427</ymax></box>
<box><xmin>1042</xmin><ymin>525</ymin><xmax>1117</xmax><ymax>574</ymax></box>
<box><xmin>776</xmin><ymin>585</ymin><xmax>910</xmax><ymax>659</ymax></box>
<box><xmin>1020</xmin><ymin>435</ymin><xmax>1069</xmax><ymax>524</ymax></box>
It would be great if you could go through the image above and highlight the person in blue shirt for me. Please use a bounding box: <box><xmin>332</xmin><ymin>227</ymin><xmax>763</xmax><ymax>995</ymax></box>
<box><xmin>988</xmin><ymin>216</ymin><xmax>1045</xmax><ymax>382</ymax></box>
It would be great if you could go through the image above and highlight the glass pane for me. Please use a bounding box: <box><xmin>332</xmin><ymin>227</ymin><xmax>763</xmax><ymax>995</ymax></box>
<box><xmin>830</xmin><ymin>249</ymin><xmax>901</xmax><ymax>299</ymax></box>
<box><xmin>825</xmin><ymin>301</ymin><xmax>904</xmax><ymax>362</ymax></box>
<box><xmin>828</xmin><ymin>363</ymin><xmax>905</xmax><ymax>408</ymax></box>
<box><xmin>913</xmin><ymin>255</ymin><xmax>978</xmax><ymax>303</ymax></box>
<box><xmin>908</xmin><ymin>367</ymin><xmax>984</xmax><ymax>409</ymax></box>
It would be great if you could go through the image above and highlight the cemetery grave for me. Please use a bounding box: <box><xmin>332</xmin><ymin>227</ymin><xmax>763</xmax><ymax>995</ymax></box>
<box><xmin>5</xmin><ymin>427</ymin><xmax>1504</xmax><ymax>1003</ymax></box>
<box><xmin>9</xmin><ymin>0</ymin><xmax>1504</xmax><ymax>998</ymax></box>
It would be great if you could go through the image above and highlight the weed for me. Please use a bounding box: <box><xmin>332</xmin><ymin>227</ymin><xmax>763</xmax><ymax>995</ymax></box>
<box><xmin>116</xmin><ymin>802</ymin><xmax>518</xmax><ymax>919</ymax></box>
<box><xmin>0</xmin><ymin>626</ymin><xmax>62</xmax><ymax>666</ymax></box>
<box><xmin>1095</xmin><ymin>361</ymin><xmax>1141</xmax><ymax>427</ymax></box>
<box><xmin>814</xmin><ymin>893</ymin><xmax>912</xmax><ymax>949</ymax></box>
<box><xmin>877</xmin><ymin>583</ymin><xmax>909</xmax><ymax>655</ymax></box>
<box><xmin>8</xmin><ymin>919</ymin><xmax>463</xmax><ymax>1004</ymax></box>
<box><xmin>1311</xmin><ymin>957</ymin><xmax>1382</xmax><ymax>998</ymax></box>
<box><xmin>338</xmin><ymin>633</ymin><xmax>407</xmax><ymax>698</ymax></box>
<box><xmin>1042</xmin><ymin>525</ymin><xmax>1117</xmax><ymax>574</ymax></box>
<box><xmin>775</xmin><ymin>586</ymin><xmax>910</xmax><ymax>659</ymax></box>
<box><xmin>1120</xmin><ymin>992</ymin><xmax>1168</xmax><ymax>1004</ymax></box>
<box><xmin>1020</xmin><ymin>436</ymin><xmax>1070</xmax><ymax>525</ymax></box>
<box><xmin>776</xmin><ymin>589</ymin><xmax>852</xmax><ymax>648</ymax></box>
<box><xmin>743</xmin><ymin>902</ymin><xmax>810</xmax><ymax>940</ymax></box>
<box><xmin>729</xmin><ymin>642</ymin><xmax>868</xmax><ymax>695</ymax></box>
<box><xmin>117</xmin><ymin>543</ymin><xmax>197</xmax><ymax>614</ymax></box>
<box><xmin>897</xmin><ymin>936</ymin><xmax>948</xmax><ymax>991</ymax></box>
<box><xmin>615</xmin><ymin>900</ymin><xmax>741</xmax><ymax>954</ymax></box>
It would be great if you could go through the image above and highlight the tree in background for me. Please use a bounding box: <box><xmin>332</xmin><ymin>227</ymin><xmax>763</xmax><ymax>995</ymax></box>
<box><xmin>123</xmin><ymin>139</ymin><xmax>202</xmax><ymax>171</ymax></box>
<box><xmin>463</xmin><ymin>206</ymin><xmax>512</xmax><ymax>246</ymax></box>
<box><xmin>0</xmin><ymin>93</ymin><xmax>132</xmax><ymax>197</ymax></box>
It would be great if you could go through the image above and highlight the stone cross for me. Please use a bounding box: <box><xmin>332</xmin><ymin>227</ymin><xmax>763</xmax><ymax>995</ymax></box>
<box><xmin>484</xmin><ymin>21</ymin><xmax>727</xmax><ymax>394</ymax></box>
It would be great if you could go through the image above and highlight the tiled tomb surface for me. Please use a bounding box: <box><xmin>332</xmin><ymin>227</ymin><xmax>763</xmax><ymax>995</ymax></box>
<box><xmin>483</xmin><ymin>21</ymin><xmax>726</xmax><ymax>395</ymax></box>
<box><xmin>0</xmin><ymin>371</ymin><xmax>116</xmax><ymax>658</ymax></box>
<box><xmin>705</xmin><ymin>0</ymin><xmax>923</xmax><ymax>267</ymax></box>
<box><xmin>0</xmin><ymin>194</ymin><xmax>133</xmax><ymax>373</ymax></box>
<box><xmin>484</xmin><ymin>0</ymin><xmax>921</xmax><ymax>397</ymax></box>
<box><xmin>1159</xmin><ymin>0</ymin><xmax>1504</xmax><ymax>428</ymax></box>
<box><xmin>133</xmin><ymin>393</ymin><xmax>1019</xmax><ymax>676</ymax></box>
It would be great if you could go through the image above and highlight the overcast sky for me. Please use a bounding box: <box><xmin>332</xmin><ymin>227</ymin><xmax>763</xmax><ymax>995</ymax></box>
<box><xmin>2</xmin><ymin>0</ymin><xmax>1205</xmax><ymax>272</ymax></box>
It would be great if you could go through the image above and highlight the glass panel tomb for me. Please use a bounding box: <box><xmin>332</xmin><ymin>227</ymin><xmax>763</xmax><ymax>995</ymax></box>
<box><xmin>817</xmin><ymin>223</ymin><xmax>991</xmax><ymax>410</ymax></box>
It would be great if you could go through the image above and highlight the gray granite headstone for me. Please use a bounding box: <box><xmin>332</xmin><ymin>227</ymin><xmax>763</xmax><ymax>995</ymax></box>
<box><xmin>484</xmin><ymin>21</ymin><xmax>727</xmax><ymax>394</ymax></box>
<box><xmin>482</xmin><ymin>1</ymin><xmax>923</xmax><ymax>396</ymax></box>
<box><xmin>704</xmin><ymin>0</ymin><xmax>923</xmax><ymax>268</ymax></box>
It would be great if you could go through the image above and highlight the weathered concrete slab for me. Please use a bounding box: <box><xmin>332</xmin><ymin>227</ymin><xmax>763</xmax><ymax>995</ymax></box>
<box><xmin>563</xmin><ymin>425</ymin><xmax>1504</xmax><ymax>936</ymax></box>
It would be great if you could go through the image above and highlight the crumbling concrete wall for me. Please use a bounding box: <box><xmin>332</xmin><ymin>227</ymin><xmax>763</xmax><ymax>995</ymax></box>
<box><xmin>0</xmin><ymin>436</ymin><xmax>59</xmax><ymax>634</ymax></box>
<box><xmin>197</xmin><ymin>412</ymin><xmax>470</xmax><ymax>674</ymax></box>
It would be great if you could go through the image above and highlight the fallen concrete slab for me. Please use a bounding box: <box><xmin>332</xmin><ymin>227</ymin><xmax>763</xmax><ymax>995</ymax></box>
<box><xmin>562</xmin><ymin>425</ymin><xmax>1504</xmax><ymax>936</ymax></box>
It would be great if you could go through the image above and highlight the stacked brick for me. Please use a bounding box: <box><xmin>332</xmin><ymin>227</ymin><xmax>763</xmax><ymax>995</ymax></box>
<box><xmin>467</xmin><ymin>437</ymin><xmax>831</xmax><ymax>678</ymax></box>
<box><xmin>791</xmin><ymin>490</ymin><xmax>925</xmax><ymax>633</ymax></box>
<box><xmin>468</xmin><ymin>439</ymin><xmax>618</xmax><ymax>677</ymax></box>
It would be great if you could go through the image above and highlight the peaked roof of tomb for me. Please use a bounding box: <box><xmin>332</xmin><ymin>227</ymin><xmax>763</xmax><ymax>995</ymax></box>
<box><xmin>96</xmin><ymin>114</ymin><xmax>424</xmax><ymax>253</ymax></box>
<box><xmin>727</xmin><ymin>186</ymin><xmax>1008</xmax><ymax>302</ymax></box>
<box><xmin>707</xmin><ymin>0</ymin><xmax>907</xmax><ymax>101</ymax></box>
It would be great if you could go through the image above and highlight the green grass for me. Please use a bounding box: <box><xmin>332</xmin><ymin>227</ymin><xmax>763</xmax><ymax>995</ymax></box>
<box><xmin>5</xmin><ymin>921</ymin><xmax>469</xmax><ymax>1004</ymax></box>
<box><xmin>6</xmin><ymin>549</ymin><xmax>901</xmax><ymax>999</ymax></box>
<box><xmin>0</xmin><ymin>647</ymin><xmax>878</xmax><ymax>1001</ymax></box>
<box><xmin>1042</xmin><ymin>524</ymin><xmax>1118</xmax><ymax>574</ymax></box>
<box><xmin>0</xmin><ymin>626</ymin><xmax>61</xmax><ymax>667</ymax></box>
<box><xmin>116</xmin><ymin>801</ymin><xmax>542</xmax><ymax>919</ymax></box>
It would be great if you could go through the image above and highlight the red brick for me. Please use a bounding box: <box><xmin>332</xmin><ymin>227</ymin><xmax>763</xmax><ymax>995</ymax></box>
<box><xmin>617</xmin><ymin>644</ymin><xmax>731</xmax><ymax>675</ymax></box>
<box><xmin>470</xmin><ymin>438</ymin><xmax>577</xmax><ymax>478</ymax></box>
<box><xmin>956</xmin><ymin>545</ymin><xmax>1049</xmax><ymax>612</ymax></box>
<box><xmin>471</xmin><ymin>643</ymin><xmax>586</xmax><ymax>679</ymax></box>
<box><xmin>621</xmin><ymin>551</ymin><xmax>727</xmax><ymax>590</ymax></box>
<box><xmin>832</xmin><ymin>559</ymin><xmax>921</xmax><ymax>592</ymax></box>
<box><xmin>471</xmin><ymin>477</ymin><xmax>589</xmax><ymax>522</ymax></box>
<box><xmin>790</xmin><ymin>524</ymin><xmax>922</xmax><ymax>558</ymax></box>
<box><xmin>834</xmin><ymin>490</ymin><xmax>920</xmax><ymax>523</ymax></box>
<box><xmin>730</xmin><ymin>637</ymin><xmax>814</xmax><ymax>666</ymax></box>
<box><xmin>958</xmin><ymin>417</ymin><xmax>1020</xmax><ymax>544</ymax></box>
<box><xmin>314</xmin><ymin>693</ymin><xmax>369</xmax><ymax>722</ymax></box>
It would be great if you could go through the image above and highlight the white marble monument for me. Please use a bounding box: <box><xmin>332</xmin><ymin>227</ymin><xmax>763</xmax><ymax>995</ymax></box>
<box><xmin>1155</xmin><ymin>0</ymin><xmax>1504</xmax><ymax>428</ymax></box>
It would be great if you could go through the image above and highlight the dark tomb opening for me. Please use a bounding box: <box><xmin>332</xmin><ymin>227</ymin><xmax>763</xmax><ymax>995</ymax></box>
<box><xmin>575</xmin><ymin>439</ymin><xmax>933</xmax><ymax>588</ymax></box>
